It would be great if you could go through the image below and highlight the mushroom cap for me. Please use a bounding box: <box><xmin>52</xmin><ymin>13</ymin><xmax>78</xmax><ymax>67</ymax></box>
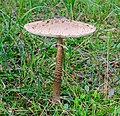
<box><xmin>24</xmin><ymin>17</ymin><xmax>96</xmax><ymax>38</ymax></box>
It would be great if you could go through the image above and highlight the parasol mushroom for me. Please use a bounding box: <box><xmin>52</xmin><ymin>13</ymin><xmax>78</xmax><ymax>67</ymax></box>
<box><xmin>24</xmin><ymin>17</ymin><xmax>96</xmax><ymax>102</ymax></box>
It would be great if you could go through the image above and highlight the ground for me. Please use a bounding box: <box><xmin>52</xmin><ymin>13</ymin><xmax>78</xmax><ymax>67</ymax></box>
<box><xmin>0</xmin><ymin>0</ymin><xmax>120</xmax><ymax>115</ymax></box>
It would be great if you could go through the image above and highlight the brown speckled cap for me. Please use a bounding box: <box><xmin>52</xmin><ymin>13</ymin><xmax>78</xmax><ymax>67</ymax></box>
<box><xmin>24</xmin><ymin>17</ymin><xmax>96</xmax><ymax>38</ymax></box>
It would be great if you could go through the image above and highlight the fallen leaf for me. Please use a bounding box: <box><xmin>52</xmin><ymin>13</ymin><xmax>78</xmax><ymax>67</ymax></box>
<box><xmin>108</xmin><ymin>88</ymin><xmax>114</xmax><ymax>98</ymax></box>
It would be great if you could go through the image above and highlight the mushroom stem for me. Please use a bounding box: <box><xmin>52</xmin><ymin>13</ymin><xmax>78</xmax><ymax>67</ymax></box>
<box><xmin>53</xmin><ymin>37</ymin><xmax>63</xmax><ymax>102</ymax></box>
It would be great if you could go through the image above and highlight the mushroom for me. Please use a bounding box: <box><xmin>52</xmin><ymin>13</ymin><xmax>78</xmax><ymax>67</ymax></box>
<box><xmin>24</xmin><ymin>17</ymin><xmax>96</xmax><ymax>102</ymax></box>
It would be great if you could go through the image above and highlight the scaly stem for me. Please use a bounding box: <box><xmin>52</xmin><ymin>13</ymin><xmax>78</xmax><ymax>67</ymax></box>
<box><xmin>53</xmin><ymin>37</ymin><xmax>63</xmax><ymax>102</ymax></box>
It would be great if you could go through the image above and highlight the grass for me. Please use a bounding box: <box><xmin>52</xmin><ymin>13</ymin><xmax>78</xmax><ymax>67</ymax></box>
<box><xmin>0</xmin><ymin>0</ymin><xmax>120</xmax><ymax>115</ymax></box>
